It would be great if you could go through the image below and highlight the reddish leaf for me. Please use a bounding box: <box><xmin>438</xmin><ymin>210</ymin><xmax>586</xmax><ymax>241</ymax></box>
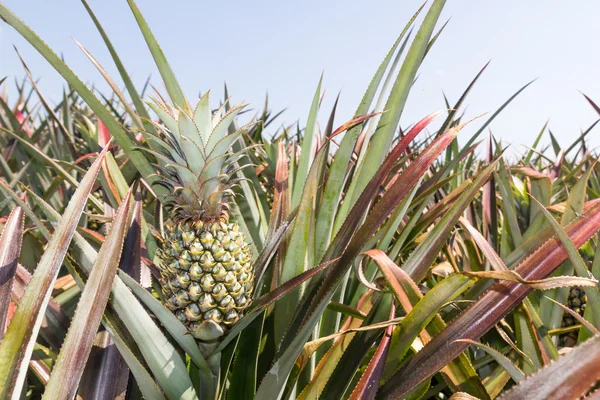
<box><xmin>0</xmin><ymin>144</ymin><xmax>110</xmax><ymax>398</ymax></box>
<box><xmin>482</xmin><ymin>134</ymin><xmax>497</xmax><ymax>246</ymax></box>
<box><xmin>97</xmin><ymin>119</ymin><xmax>112</xmax><ymax>149</ymax></box>
<box><xmin>378</xmin><ymin>201</ymin><xmax>600</xmax><ymax>399</ymax></box>
<box><xmin>582</xmin><ymin>92</ymin><xmax>600</xmax><ymax>117</ymax></box>
<box><xmin>119</xmin><ymin>189</ymin><xmax>147</xmax><ymax>285</ymax></box>
<box><xmin>292</xmin><ymin>115</ymin><xmax>458</xmax><ymax>341</ymax></box>
<box><xmin>549</xmin><ymin>150</ymin><xmax>564</xmax><ymax>181</ymax></box>
<box><xmin>511</xmin><ymin>166</ymin><xmax>549</xmax><ymax>180</ymax></box>
<box><xmin>14</xmin><ymin>107</ymin><xmax>32</xmax><ymax>138</ymax></box>
<box><xmin>11</xmin><ymin>265</ymin><xmax>70</xmax><ymax>352</ymax></box>
<box><xmin>348</xmin><ymin>303</ymin><xmax>395</xmax><ymax>400</ymax></box>
<box><xmin>363</xmin><ymin>249</ymin><xmax>419</xmax><ymax>312</ymax></box>
<box><xmin>330</xmin><ymin>112</ymin><xmax>381</xmax><ymax>139</ymax></box>
<box><xmin>271</xmin><ymin>140</ymin><xmax>290</xmax><ymax>230</ymax></box>
<box><xmin>498</xmin><ymin>334</ymin><xmax>600</xmax><ymax>400</ymax></box>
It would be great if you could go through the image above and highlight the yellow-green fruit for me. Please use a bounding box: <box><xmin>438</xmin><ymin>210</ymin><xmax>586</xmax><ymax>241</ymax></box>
<box><xmin>159</xmin><ymin>219</ymin><xmax>253</xmax><ymax>336</ymax></box>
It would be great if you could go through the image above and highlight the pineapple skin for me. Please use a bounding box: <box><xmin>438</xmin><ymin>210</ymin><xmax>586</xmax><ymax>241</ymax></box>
<box><xmin>159</xmin><ymin>219</ymin><xmax>253</xmax><ymax>336</ymax></box>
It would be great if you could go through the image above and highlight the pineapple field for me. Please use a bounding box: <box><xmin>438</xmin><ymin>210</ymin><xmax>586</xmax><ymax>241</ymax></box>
<box><xmin>2</xmin><ymin>1</ymin><xmax>600</xmax><ymax>399</ymax></box>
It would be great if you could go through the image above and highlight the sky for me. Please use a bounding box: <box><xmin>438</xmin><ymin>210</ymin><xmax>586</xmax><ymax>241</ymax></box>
<box><xmin>1</xmin><ymin>1</ymin><xmax>600</xmax><ymax>158</ymax></box>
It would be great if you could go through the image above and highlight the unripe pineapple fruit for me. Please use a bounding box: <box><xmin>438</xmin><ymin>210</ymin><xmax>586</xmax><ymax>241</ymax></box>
<box><xmin>147</xmin><ymin>93</ymin><xmax>254</xmax><ymax>337</ymax></box>
<box><xmin>562</xmin><ymin>287</ymin><xmax>587</xmax><ymax>328</ymax></box>
<box><xmin>259</xmin><ymin>175</ymin><xmax>275</xmax><ymax>209</ymax></box>
<box><xmin>86</xmin><ymin>189</ymin><xmax>105</xmax><ymax>232</ymax></box>
<box><xmin>161</xmin><ymin>220</ymin><xmax>253</xmax><ymax>333</ymax></box>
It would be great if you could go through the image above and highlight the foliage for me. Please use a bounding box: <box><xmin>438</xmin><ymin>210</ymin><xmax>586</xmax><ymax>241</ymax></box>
<box><xmin>1</xmin><ymin>1</ymin><xmax>600</xmax><ymax>399</ymax></box>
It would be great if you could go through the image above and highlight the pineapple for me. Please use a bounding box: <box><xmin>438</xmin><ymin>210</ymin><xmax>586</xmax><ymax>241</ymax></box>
<box><xmin>147</xmin><ymin>93</ymin><xmax>254</xmax><ymax>338</ymax></box>
<box><xmin>560</xmin><ymin>287</ymin><xmax>588</xmax><ymax>347</ymax></box>
<box><xmin>86</xmin><ymin>189</ymin><xmax>105</xmax><ymax>232</ymax></box>
<box><xmin>562</xmin><ymin>287</ymin><xmax>588</xmax><ymax>328</ymax></box>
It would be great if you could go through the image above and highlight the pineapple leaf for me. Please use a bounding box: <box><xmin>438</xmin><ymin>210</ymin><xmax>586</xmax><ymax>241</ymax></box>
<box><xmin>43</xmin><ymin>187</ymin><xmax>133</xmax><ymax>398</ymax></box>
<box><xmin>0</xmin><ymin>205</ymin><xmax>25</xmax><ymax>340</ymax></box>
<box><xmin>179</xmin><ymin>111</ymin><xmax>206</xmax><ymax>173</ymax></box>
<box><xmin>403</xmin><ymin>159</ymin><xmax>499</xmax><ymax>282</ymax></box>
<box><xmin>0</xmin><ymin>2</ymin><xmax>164</xmax><ymax>195</ymax></box>
<box><xmin>193</xmin><ymin>92</ymin><xmax>212</xmax><ymax>145</ymax></box>
<box><xmin>101</xmin><ymin>319</ymin><xmax>166</xmax><ymax>400</ymax></box>
<box><xmin>291</xmin><ymin>75</ymin><xmax>322</xmax><ymax>208</ymax></box>
<box><xmin>22</xmin><ymin>183</ymin><xmax>199</xmax><ymax>400</ymax></box>
<box><xmin>497</xmin><ymin>334</ymin><xmax>600</xmax><ymax>400</ymax></box>
<box><xmin>454</xmin><ymin>339</ymin><xmax>525</xmax><ymax>383</ymax></box>
<box><xmin>348</xmin><ymin>304</ymin><xmax>395</xmax><ymax>400</ymax></box>
<box><xmin>378</xmin><ymin>201</ymin><xmax>600</xmax><ymax>399</ymax></box>
<box><xmin>73</xmin><ymin>38</ymin><xmax>145</xmax><ymax>131</ymax></box>
<box><xmin>334</xmin><ymin>0</ymin><xmax>446</xmax><ymax>227</ymax></box>
<box><xmin>80</xmin><ymin>0</ymin><xmax>157</xmax><ymax>136</ymax></box>
<box><xmin>125</xmin><ymin>0</ymin><xmax>188</xmax><ymax>111</ymax></box>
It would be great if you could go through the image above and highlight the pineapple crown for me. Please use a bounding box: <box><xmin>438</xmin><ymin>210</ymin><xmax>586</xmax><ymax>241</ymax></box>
<box><xmin>144</xmin><ymin>92</ymin><xmax>252</xmax><ymax>222</ymax></box>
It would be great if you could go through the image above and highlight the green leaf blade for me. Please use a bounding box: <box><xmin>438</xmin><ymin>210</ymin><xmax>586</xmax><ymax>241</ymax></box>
<box><xmin>43</xmin><ymin>188</ymin><xmax>134</xmax><ymax>399</ymax></box>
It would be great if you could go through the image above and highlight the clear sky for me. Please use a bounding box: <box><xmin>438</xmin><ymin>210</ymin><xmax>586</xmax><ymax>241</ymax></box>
<box><xmin>1</xmin><ymin>1</ymin><xmax>599</xmax><ymax>157</ymax></box>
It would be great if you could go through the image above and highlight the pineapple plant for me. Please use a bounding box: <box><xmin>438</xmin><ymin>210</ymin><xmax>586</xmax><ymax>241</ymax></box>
<box><xmin>146</xmin><ymin>94</ymin><xmax>254</xmax><ymax>337</ymax></box>
<box><xmin>4</xmin><ymin>1</ymin><xmax>600</xmax><ymax>399</ymax></box>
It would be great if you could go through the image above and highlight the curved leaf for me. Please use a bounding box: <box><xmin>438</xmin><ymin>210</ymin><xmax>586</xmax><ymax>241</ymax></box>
<box><xmin>257</xmin><ymin>120</ymin><xmax>466</xmax><ymax>400</ymax></box>
<box><xmin>378</xmin><ymin>201</ymin><xmax>600</xmax><ymax>399</ymax></box>
<box><xmin>454</xmin><ymin>339</ymin><xmax>525</xmax><ymax>383</ymax></box>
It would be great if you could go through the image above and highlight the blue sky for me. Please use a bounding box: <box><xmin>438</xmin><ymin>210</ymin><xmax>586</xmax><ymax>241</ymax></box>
<box><xmin>1</xmin><ymin>1</ymin><xmax>599</xmax><ymax>157</ymax></box>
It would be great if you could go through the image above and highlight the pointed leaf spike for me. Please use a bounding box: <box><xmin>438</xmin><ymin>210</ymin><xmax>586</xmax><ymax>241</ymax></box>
<box><xmin>193</xmin><ymin>91</ymin><xmax>212</xmax><ymax>145</ymax></box>
<box><xmin>148</xmin><ymin>99</ymin><xmax>179</xmax><ymax>139</ymax></box>
<box><xmin>178</xmin><ymin>111</ymin><xmax>206</xmax><ymax>173</ymax></box>
<box><xmin>205</xmin><ymin>105</ymin><xmax>246</xmax><ymax>154</ymax></box>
